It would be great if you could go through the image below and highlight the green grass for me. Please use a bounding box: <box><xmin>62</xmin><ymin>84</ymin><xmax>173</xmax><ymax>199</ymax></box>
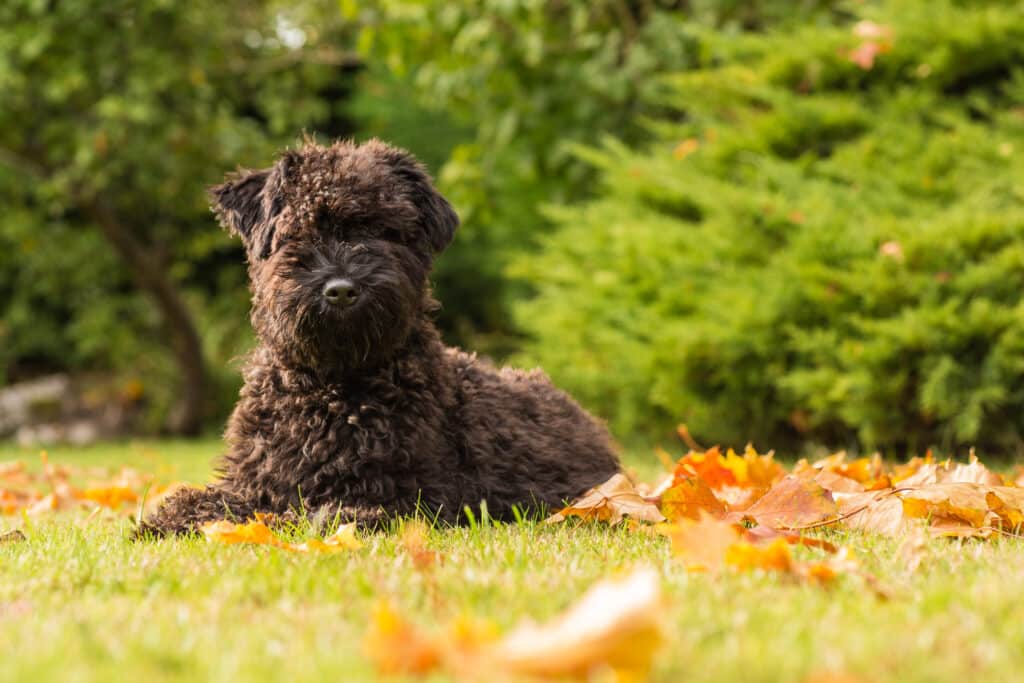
<box><xmin>1</xmin><ymin>439</ymin><xmax>1023</xmax><ymax>682</ymax></box>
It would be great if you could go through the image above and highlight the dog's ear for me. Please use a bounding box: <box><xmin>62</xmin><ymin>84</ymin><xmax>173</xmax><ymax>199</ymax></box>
<box><xmin>418</xmin><ymin>184</ymin><xmax>460</xmax><ymax>254</ymax></box>
<box><xmin>383</xmin><ymin>148</ymin><xmax>459</xmax><ymax>253</ymax></box>
<box><xmin>209</xmin><ymin>169</ymin><xmax>270</xmax><ymax>246</ymax></box>
<box><xmin>210</xmin><ymin>166</ymin><xmax>291</xmax><ymax>260</ymax></box>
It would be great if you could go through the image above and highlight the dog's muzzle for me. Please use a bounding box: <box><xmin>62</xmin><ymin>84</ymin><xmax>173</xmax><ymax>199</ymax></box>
<box><xmin>322</xmin><ymin>278</ymin><xmax>359</xmax><ymax>308</ymax></box>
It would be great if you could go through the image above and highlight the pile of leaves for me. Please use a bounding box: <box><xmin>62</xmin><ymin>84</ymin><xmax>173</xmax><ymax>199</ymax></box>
<box><xmin>550</xmin><ymin>434</ymin><xmax>1024</xmax><ymax>594</ymax></box>
<box><xmin>0</xmin><ymin>452</ymin><xmax>182</xmax><ymax>517</ymax></box>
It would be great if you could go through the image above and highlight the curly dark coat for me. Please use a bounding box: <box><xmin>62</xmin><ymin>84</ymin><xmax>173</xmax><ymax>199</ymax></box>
<box><xmin>139</xmin><ymin>139</ymin><xmax>621</xmax><ymax>535</ymax></box>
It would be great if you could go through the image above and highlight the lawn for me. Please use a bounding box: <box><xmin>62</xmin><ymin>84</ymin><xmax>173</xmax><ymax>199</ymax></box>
<box><xmin>1</xmin><ymin>439</ymin><xmax>1022</xmax><ymax>683</ymax></box>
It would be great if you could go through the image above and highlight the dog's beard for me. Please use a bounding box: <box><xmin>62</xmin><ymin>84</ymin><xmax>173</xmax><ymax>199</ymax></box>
<box><xmin>258</xmin><ymin>273</ymin><xmax>418</xmax><ymax>374</ymax></box>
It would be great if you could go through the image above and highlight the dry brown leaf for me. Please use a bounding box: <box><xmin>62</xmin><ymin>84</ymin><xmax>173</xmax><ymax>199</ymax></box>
<box><xmin>835</xmin><ymin>490</ymin><xmax>907</xmax><ymax>536</ymax></box>
<box><xmin>898</xmin><ymin>455</ymin><xmax>1003</xmax><ymax>487</ymax></box>
<box><xmin>897</xmin><ymin>525</ymin><xmax>930</xmax><ymax>573</ymax></box>
<box><xmin>636</xmin><ymin>473</ymin><xmax>673</xmax><ymax>501</ymax></box>
<box><xmin>546</xmin><ymin>473</ymin><xmax>665</xmax><ymax>525</ymax></box>
<box><xmin>815</xmin><ymin>470</ymin><xmax>865</xmax><ymax>494</ymax></box>
<box><xmin>491</xmin><ymin>568</ymin><xmax>664</xmax><ymax>681</ymax></box>
<box><xmin>0</xmin><ymin>529</ymin><xmax>26</xmax><ymax>544</ymax></box>
<box><xmin>900</xmin><ymin>483</ymin><xmax>996</xmax><ymax>528</ymax></box>
<box><xmin>736</xmin><ymin>474</ymin><xmax>837</xmax><ymax>529</ymax></box>
<box><xmin>987</xmin><ymin>487</ymin><xmax>1024</xmax><ymax>528</ymax></box>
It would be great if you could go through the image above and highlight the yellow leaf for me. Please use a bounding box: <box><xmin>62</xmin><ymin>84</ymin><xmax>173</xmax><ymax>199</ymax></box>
<box><xmin>201</xmin><ymin>519</ymin><xmax>280</xmax><ymax>546</ymax></box>
<box><xmin>80</xmin><ymin>486</ymin><xmax>138</xmax><ymax>509</ymax></box>
<box><xmin>490</xmin><ymin>568</ymin><xmax>664</xmax><ymax>680</ymax></box>
<box><xmin>201</xmin><ymin>519</ymin><xmax>363</xmax><ymax>554</ymax></box>
<box><xmin>290</xmin><ymin>523</ymin><xmax>363</xmax><ymax>553</ymax></box>
<box><xmin>725</xmin><ymin>538</ymin><xmax>793</xmax><ymax>573</ymax></box>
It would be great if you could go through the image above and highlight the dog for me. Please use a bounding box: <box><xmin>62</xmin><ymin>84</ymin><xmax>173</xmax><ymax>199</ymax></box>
<box><xmin>138</xmin><ymin>139</ymin><xmax>621</xmax><ymax>535</ymax></box>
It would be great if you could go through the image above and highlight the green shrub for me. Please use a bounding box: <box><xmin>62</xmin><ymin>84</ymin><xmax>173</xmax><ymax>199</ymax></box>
<box><xmin>356</xmin><ymin>1</ymin><xmax>846</xmax><ymax>350</ymax></box>
<box><xmin>515</xmin><ymin>0</ymin><xmax>1024</xmax><ymax>454</ymax></box>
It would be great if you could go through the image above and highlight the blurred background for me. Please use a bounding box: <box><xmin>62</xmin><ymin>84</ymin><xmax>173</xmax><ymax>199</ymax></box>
<box><xmin>1</xmin><ymin>0</ymin><xmax>1023</xmax><ymax>457</ymax></box>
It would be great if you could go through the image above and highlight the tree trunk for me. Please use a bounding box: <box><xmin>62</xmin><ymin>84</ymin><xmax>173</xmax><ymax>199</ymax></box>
<box><xmin>86</xmin><ymin>200</ymin><xmax>208</xmax><ymax>435</ymax></box>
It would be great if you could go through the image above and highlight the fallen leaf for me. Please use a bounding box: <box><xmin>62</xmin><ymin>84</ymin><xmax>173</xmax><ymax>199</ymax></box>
<box><xmin>733</xmin><ymin>445</ymin><xmax>786</xmax><ymax>488</ymax></box>
<box><xmin>201</xmin><ymin>518</ymin><xmax>363</xmax><ymax>554</ymax></box>
<box><xmin>363</xmin><ymin>569</ymin><xmax>664</xmax><ymax>681</ymax></box>
<box><xmin>898</xmin><ymin>525</ymin><xmax>929</xmax><ymax>573</ymax></box>
<box><xmin>741</xmin><ymin>525</ymin><xmax>838</xmax><ymax>553</ymax></box>
<box><xmin>0</xmin><ymin>529</ymin><xmax>26</xmax><ymax>544</ymax></box>
<box><xmin>202</xmin><ymin>518</ymin><xmax>279</xmax><ymax>545</ymax></box>
<box><xmin>660</xmin><ymin>512</ymin><xmax>741</xmax><ymax>572</ymax></box>
<box><xmin>898</xmin><ymin>454</ymin><xmax>1003</xmax><ymax>487</ymax></box>
<box><xmin>712</xmin><ymin>485</ymin><xmax>761</xmax><ymax>511</ymax></box>
<box><xmin>811</xmin><ymin>452</ymin><xmax>880</xmax><ymax>484</ymax></box>
<box><xmin>491</xmin><ymin>568</ymin><xmax>664</xmax><ymax>680</ymax></box>
<box><xmin>660</xmin><ymin>475</ymin><xmax>725</xmax><ymax>521</ymax></box>
<box><xmin>725</xmin><ymin>538</ymin><xmax>793</xmax><ymax>573</ymax></box>
<box><xmin>673</xmin><ymin>446</ymin><xmax>735</xmax><ymax>489</ymax></box>
<box><xmin>81</xmin><ymin>486</ymin><xmax>139</xmax><ymax>509</ymax></box>
<box><xmin>290</xmin><ymin>523</ymin><xmax>363</xmax><ymax>553</ymax></box>
<box><xmin>546</xmin><ymin>473</ymin><xmax>665</xmax><ymax>525</ymax></box>
<box><xmin>1</xmin><ymin>489</ymin><xmax>38</xmax><ymax>515</ymax></box>
<box><xmin>900</xmin><ymin>483</ymin><xmax>995</xmax><ymax>529</ymax></box>
<box><xmin>835</xmin><ymin>490</ymin><xmax>907</xmax><ymax>536</ymax></box>
<box><xmin>400</xmin><ymin>520</ymin><xmax>442</xmax><ymax>569</ymax></box>
<box><xmin>815</xmin><ymin>470</ymin><xmax>865</xmax><ymax>494</ymax></box>
<box><xmin>363</xmin><ymin>601</ymin><xmax>443</xmax><ymax>677</ymax></box>
<box><xmin>737</xmin><ymin>474</ymin><xmax>837</xmax><ymax>529</ymax></box>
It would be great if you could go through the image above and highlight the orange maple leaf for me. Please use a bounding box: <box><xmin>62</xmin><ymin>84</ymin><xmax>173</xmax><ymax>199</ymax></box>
<box><xmin>736</xmin><ymin>474</ymin><xmax>837</xmax><ymax>530</ymax></box>
<box><xmin>660</xmin><ymin>475</ymin><xmax>726</xmax><ymax>521</ymax></box>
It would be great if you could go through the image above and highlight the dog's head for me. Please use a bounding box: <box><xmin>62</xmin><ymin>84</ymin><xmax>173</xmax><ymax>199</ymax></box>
<box><xmin>210</xmin><ymin>139</ymin><xmax>458</xmax><ymax>371</ymax></box>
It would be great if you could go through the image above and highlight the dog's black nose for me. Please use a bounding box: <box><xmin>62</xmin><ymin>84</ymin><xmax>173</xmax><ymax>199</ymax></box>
<box><xmin>323</xmin><ymin>278</ymin><xmax>358</xmax><ymax>306</ymax></box>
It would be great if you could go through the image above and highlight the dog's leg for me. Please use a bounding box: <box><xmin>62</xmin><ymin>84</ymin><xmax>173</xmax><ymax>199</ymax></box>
<box><xmin>133</xmin><ymin>486</ymin><xmax>262</xmax><ymax>539</ymax></box>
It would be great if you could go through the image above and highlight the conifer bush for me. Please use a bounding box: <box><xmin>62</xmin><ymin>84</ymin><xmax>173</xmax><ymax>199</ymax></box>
<box><xmin>514</xmin><ymin>0</ymin><xmax>1024</xmax><ymax>454</ymax></box>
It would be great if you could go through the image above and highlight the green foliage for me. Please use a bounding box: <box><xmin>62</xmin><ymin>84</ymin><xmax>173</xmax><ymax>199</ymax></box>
<box><xmin>0</xmin><ymin>0</ymin><xmax>357</xmax><ymax>427</ymax></box>
<box><xmin>516</xmin><ymin>0</ymin><xmax>1024</xmax><ymax>453</ymax></box>
<box><xmin>354</xmin><ymin>1</ymin><xmax>709</xmax><ymax>348</ymax></box>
